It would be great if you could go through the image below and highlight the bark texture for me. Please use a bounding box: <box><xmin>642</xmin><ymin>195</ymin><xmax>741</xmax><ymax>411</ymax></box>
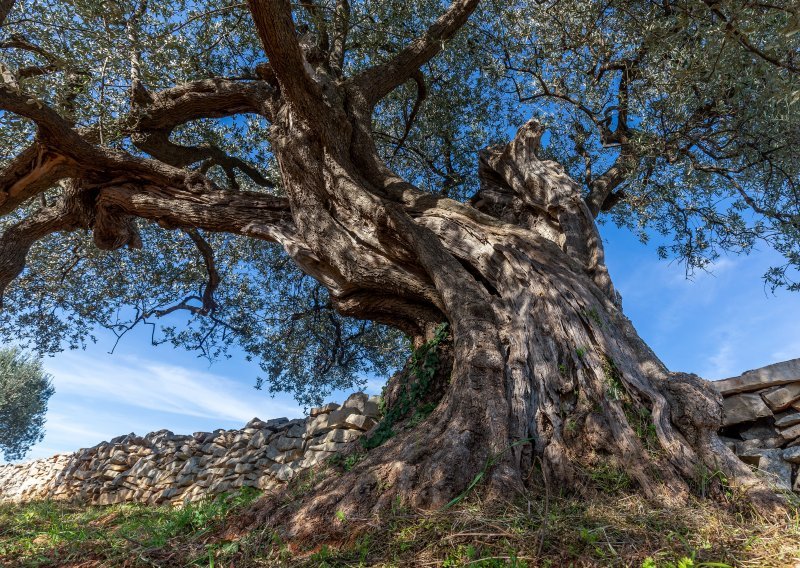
<box><xmin>0</xmin><ymin>0</ymin><xmax>788</xmax><ymax>543</ymax></box>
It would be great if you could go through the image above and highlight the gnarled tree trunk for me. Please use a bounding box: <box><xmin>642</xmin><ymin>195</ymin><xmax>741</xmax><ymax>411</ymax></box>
<box><xmin>0</xmin><ymin>0</ymin><xmax>786</xmax><ymax>543</ymax></box>
<box><xmin>241</xmin><ymin>36</ymin><xmax>786</xmax><ymax>534</ymax></box>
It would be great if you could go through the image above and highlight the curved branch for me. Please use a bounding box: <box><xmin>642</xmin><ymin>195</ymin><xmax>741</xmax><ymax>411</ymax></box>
<box><xmin>391</xmin><ymin>70</ymin><xmax>427</xmax><ymax>159</ymax></box>
<box><xmin>351</xmin><ymin>0</ymin><xmax>479</xmax><ymax>106</ymax></box>
<box><xmin>0</xmin><ymin>143</ymin><xmax>77</xmax><ymax>215</ymax></box>
<box><xmin>585</xmin><ymin>147</ymin><xmax>638</xmax><ymax>218</ymax></box>
<box><xmin>184</xmin><ymin>227</ymin><xmax>220</xmax><ymax>314</ymax></box>
<box><xmin>0</xmin><ymin>185</ymin><xmax>90</xmax><ymax>303</ymax></box>
<box><xmin>246</xmin><ymin>0</ymin><xmax>324</xmax><ymax>118</ymax></box>
<box><xmin>95</xmin><ymin>183</ymin><xmax>294</xmax><ymax>243</ymax></box>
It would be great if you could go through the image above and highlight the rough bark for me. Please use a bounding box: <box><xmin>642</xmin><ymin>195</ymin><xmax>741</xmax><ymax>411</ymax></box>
<box><xmin>0</xmin><ymin>0</ymin><xmax>788</xmax><ymax>543</ymax></box>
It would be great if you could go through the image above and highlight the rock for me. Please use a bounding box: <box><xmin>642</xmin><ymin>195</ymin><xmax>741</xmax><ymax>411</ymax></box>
<box><xmin>774</xmin><ymin>411</ymin><xmax>800</xmax><ymax>428</ymax></box>
<box><xmin>779</xmin><ymin>422</ymin><xmax>800</xmax><ymax>441</ymax></box>
<box><xmin>310</xmin><ymin>403</ymin><xmax>339</xmax><ymax>417</ymax></box>
<box><xmin>761</xmin><ymin>383</ymin><xmax>800</xmax><ymax>412</ymax></box>
<box><xmin>756</xmin><ymin>450</ymin><xmax>792</xmax><ymax>491</ymax></box>
<box><xmin>234</xmin><ymin>462</ymin><xmax>254</xmax><ymax>474</ymax></box>
<box><xmin>248</xmin><ymin>430</ymin><xmax>269</xmax><ymax>449</ymax></box>
<box><xmin>201</xmin><ymin>443</ymin><xmax>227</xmax><ymax>457</ymax></box>
<box><xmin>713</xmin><ymin>358</ymin><xmax>800</xmax><ymax>395</ymax></box>
<box><xmin>722</xmin><ymin>393</ymin><xmax>772</xmax><ymax>426</ymax></box>
<box><xmin>285</xmin><ymin>423</ymin><xmax>305</xmax><ymax>438</ymax></box>
<box><xmin>274</xmin><ymin>435</ymin><xmax>303</xmax><ymax>452</ymax></box>
<box><xmin>246</xmin><ymin>417</ymin><xmax>267</xmax><ymax>429</ymax></box>
<box><xmin>364</xmin><ymin>396</ymin><xmax>382</xmax><ymax>418</ymax></box>
<box><xmin>307</xmin><ymin>440</ymin><xmax>350</xmax><ymax>453</ymax></box>
<box><xmin>734</xmin><ymin>437</ymin><xmax>783</xmax><ymax>453</ymax></box>
<box><xmin>342</xmin><ymin>392</ymin><xmax>369</xmax><ymax>413</ymax></box>
<box><xmin>345</xmin><ymin>414</ymin><xmax>377</xmax><ymax>431</ymax></box>
<box><xmin>306</xmin><ymin>409</ymin><xmax>353</xmax><ymax>437</ymax></box>
<box><xmin>740</xmin><ymin>424</ymin><xmax>780</xmax><ymax>440</ymax></box>
<box><xmin>782</xmin><ymin>446</ymin><xmax>800</xmax><ymax>464</ymax></box>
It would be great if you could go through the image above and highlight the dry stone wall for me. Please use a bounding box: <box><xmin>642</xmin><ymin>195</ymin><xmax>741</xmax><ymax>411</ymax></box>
<box><xmin>3</xmin><ymin>359</ymin><xmax>800</xmax><ymax>507</ymax></box>
<box><xmin>0</xmin><ymin>392</ymin><xmax>379</xmax><ymax>506</ymax></box>
<box><xmin>715</xmin><ymin>358</ymin><xmax>800</xmax><ymax>491</ymax></box>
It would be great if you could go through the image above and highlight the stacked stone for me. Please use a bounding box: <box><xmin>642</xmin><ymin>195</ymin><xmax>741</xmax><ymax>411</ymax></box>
<box><xmin>0</xmin><ymin>392</ymin><xmax>380</xmax><ymax>506</ymax></box>
<box><xmin>716</xmin><ymin>358</ymin><xmax>800</xmax><ymax>491</ymax></box>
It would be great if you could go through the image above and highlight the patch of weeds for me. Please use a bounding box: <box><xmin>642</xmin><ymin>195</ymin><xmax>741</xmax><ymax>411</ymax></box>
<box><xmin>329</xmin><ymin>451</ymin><xmax>364</xmax><ymax>472</ymax></box>
<box><xmin>575</xmin><ymin>346</ymin><xmax>587</xmax><ymax>359</ymax></box>
<box><xmin>581</xmin><ymin>307</ymin><xmax>603</xmax><ymax>327</ymax></box>
<box><xmin>587</xmin><ymin>461</ymin><xmax>632</xmax><ymax>493</ymax></box>
<box><xmin>692</xmin><ymin>465</ymin><xmax>732</xmax><ymax>500</ymax></box>
<box><xmin>625</xmin><ymin>404</ymin><xmax>660</xmax><ymax>454</ymax></box>
<box><xmin>362</xmin><ymin>322</ymin><xmax>450</xmax><ymax>449</ymax></box>
<box><xmin>602</xmin><ymin>355</ymin><xmax>626</xmax><ymax>401</ymax></box>
<box><xmin>288</xmin><ymin>462</ymin><xmax>328</xmax><ymax>497</ymax></box>
<box><xmin>0</xmin><ymin>487</ymin><xmax>262</xmax><ymax>567</ymax></box>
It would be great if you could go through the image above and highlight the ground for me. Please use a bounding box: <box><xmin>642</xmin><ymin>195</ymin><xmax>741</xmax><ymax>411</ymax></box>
<box><xmin>2</xmin><ymin>463</ymin><xmax>800</xmax><ymax>567</ymax></box>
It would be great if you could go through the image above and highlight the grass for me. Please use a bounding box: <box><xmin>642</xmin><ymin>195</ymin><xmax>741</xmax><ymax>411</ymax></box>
<box><xmin>2</xmin><ymin>484</ymin><xmax>800</xmax><ymax>567</ymax></box>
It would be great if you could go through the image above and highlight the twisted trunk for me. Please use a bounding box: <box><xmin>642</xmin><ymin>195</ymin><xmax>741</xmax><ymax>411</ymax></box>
<box><xmin>255</xmin><ymin>94</ymin><xmax>785</xmax><ymax>538</ymax></box>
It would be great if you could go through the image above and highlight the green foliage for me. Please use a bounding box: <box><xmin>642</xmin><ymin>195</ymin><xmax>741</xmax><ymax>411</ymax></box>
<box><xmin>602</xmin><ymin>355</ymin><xmax>626</xmax><ymax>401</ymax></box>
<box><xmin>0</xmin><ymin>0</ymin><xmax>797</xmax><ymax>408</ymax></box>
<box><xmin>0</xmin><ymin>347</ymin><xmax>54</xmax><ymax>461</ymax></box>
<box><xmin>329</xmin><ymin>451</ymin><xmax>364</xmax><ymax>472</ymax></box>
<box><xmin>361</xmin><ymin>323</ymin><xmax>450</xmax><ymax>450</ymax></box>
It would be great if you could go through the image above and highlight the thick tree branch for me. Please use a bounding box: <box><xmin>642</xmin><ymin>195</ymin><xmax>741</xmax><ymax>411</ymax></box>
<box><xmin>246</xmin><ymin>0</ymin><xmax>323</xmax><ymax>118</ymax></box>
<box><xmin>95</xmin><ymin>183</ymin><xmax>294</xmax><ymax>243</ymax></box>
<box><xmin>0</xmin><ymin>143</ymin><xmax>77</xmax><ymax>215</ymax></box>
<box><xmin>585</xmin><ymin>148</ymin><xmax>638</xmax><ymax>218</ymax></box>
<box><xmin>351</xmin><ymin>0</ymin><xmax>479</xmax><ymax>106</ymax></box>
<box><xmin>329</xmin><ymin>0</ymin><xmax>350</xmax><ymax>77</ymax></box>
<box><xmin>0</xmin><ymin>183</ymin><xmax>90</xmax><ymax>302</ymax></box>
<box><xmin>0</xmin><ymin>0</ymin><xmax>14</xmax><ymax>27</ymax></box>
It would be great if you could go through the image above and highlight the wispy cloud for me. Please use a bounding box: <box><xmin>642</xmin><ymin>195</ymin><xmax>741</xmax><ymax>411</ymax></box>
<box><xmin>46</xmin><ymin>353</ymin><xmax>301</xmax><ymax>424</ymax></box>
<box><xmin>0</xmin><ymin>351</ymin><xmax>309</xmax><ymax>463</ymax></box>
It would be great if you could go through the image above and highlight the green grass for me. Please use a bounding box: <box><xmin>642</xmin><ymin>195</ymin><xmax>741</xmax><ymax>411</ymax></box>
<box><xmin>2</xmin><ymin>485</ymin><xmax>800</xmax><ymax>567</ymax></box>
<box><xmin>0</xmin><ymin>487</ymin><xmax>261</xmax><ymax>567</ymax></box>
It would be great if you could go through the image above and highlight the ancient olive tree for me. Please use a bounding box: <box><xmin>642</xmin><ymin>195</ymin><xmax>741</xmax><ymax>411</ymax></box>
<box><xmin>0</xmin><ymin>347</ymin><xmax>54</xmax><ymax>461</ymax></box>
<box><xmin>0</xmin><ymin>0</ymin><xmax>798</xmax><ymax>527</ymax></box>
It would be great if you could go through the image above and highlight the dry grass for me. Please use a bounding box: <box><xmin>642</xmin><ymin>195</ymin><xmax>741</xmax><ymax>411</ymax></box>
<box><xmin>2</xmin><ymin>481</ymin><xmax>800</xmax><ymax>567</ymax></box>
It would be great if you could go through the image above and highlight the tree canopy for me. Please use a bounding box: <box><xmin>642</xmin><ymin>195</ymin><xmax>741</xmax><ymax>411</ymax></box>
<box><xmin>0</xmin><ymin>346</ymin><xmax>54</xmax><ymax>460</ymax></box>
<box><xmin>0</xmin><ymin>0</ymin><xmax>797</xmax><ymax>405</ymax></box>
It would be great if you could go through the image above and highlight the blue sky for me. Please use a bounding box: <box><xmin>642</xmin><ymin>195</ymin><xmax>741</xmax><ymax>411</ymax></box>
<box><xmin>12</xmin><ymin>223</ymin><xmax>800</xmax><ymax>462</ymax></box>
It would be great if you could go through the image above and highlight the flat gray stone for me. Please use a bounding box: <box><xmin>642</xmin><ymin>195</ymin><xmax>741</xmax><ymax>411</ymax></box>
<box><xmin>735</xmin><ymin>437</ymin><xmax>783</xmax><ymax>454</ymax></box>
<box><xmin>756</xmin><ymin>450</ymin><xmax>792</xmax><ymax>491</ymax></box>
<box><xmin>740</xmin><ymin>424</ymin><xmax>779</xmax><ymax>440</ymax></box>
<box><xmin>722</xmin><ymin>393</ymin><xmax>772</xmax><ymax>426</ymax></box>
<box><xmin>779</xmin><ymin>422</ymin><xmax>800</xmax><ymax>441</ymax></box>
<box><xmin>782</xmin><ymin>446</ymin><xmax>800</xmax><ymax>464</ymax></box>
<box><xmin>713</xmin><ymin>358</ymin><xmax>800</xmax><ymax>395</ymax></box>
<box><xmin>762</xmin><ymin>383</ymin><xmax>800</xmax><ymax>412</ymax></box>
<box><xmin>774</xmin><ymin>411</ymin><xmax>800</xmax><ymax>428</ymax></box>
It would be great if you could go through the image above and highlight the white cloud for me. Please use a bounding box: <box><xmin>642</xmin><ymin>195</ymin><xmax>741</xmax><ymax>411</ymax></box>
<box><xmin>45</xmin><ymin>353</ymin><xmax>302</xmax><ymax>424</ymax></box>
